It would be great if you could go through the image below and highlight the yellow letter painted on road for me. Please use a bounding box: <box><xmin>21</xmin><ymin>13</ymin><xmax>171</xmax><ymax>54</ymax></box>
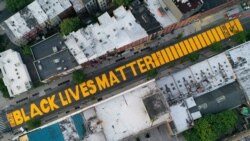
<box><xmin>109</xmin><ymin>71</ymin><xmax>120</xmax><ymax>87</ymax></box>
<box><xmin>115</xmin><ymin>66</ymin><xmax>127</xmax><ymax>81</ymax></box>
<box><xmin>30</xmin><ymin>103</ymin><xmax>43</xmax><ymax>118</ymax></box>
<box><xmin>40</xmin><ymin>98</ymin><xmax>50</xmax><ymax>113</ymax></box>
<box><xmin>12</xmin><ymin>110</ymin><xmax>24</xmax><ymax>126</ymax></box>
<box><xmin>95</xmin><ymin>74</ymin><xmax>110</xmax><ymax>91</ymax></box>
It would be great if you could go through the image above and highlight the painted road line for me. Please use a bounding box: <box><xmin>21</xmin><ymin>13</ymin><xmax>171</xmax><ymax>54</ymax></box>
<box><xmin>188</xmin><ymin>38</ymin><xmax>198</xmax><ymax>51</ymax></box>
<box><xmin>202</xmin><ymin>32</ymin><xmax>212</xmax><ymax>46</ymax></box>
<box><xmin>179</xmin><ymin>42</ymin><xmax>189</xmax><ymax>55</ymax></box>
<box><xmin>211</xmin><ymin>28</ymin><xmax>221</xmax><ymax>42</ymax></box>
<box><xmin>170</xmin><ymin>46</ymin><xmax>179</xmax><ymax>59</ymax></box>
<box><xmin>216</xmin><ymin>26</ymin><xmax>225</xmax><ymax>40</ymax></box>
<box><xmin>184</xmin><ymin>40</ymin><xmax>193</xmax><ymax>53</ymax></box>
<box><xmin>197</xmin><ymin>34</ymin><xmax>207</xmax><ymax>48</ymax></box>
<box><xmin>193</xmin><ymin>36</ymin><xmax>202</xmax><ymax>49</ymax></box>
<box><xmin>165</xmin><ymin>47</ymin><xmax>175</xmax><ymax>61</ymax></box>
<box><xmin>174</xmin><ymin>44</ymin><xmax>184</xmax><ymax>57</ymax></box>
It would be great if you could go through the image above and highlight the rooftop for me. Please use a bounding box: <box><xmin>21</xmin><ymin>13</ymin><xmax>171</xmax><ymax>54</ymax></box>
<box><xmin>32</xmin><ymin>34</ymin><xmax>79</xmax><ymax>81</ymax></box>
<box><xmin>130</xmin><ymin>0</ymin><xmax>162</xmax><ymax>34</ymax></box>
<box><xmin>95</xmin><ymin>80</ymin><xmax>170</xmax><ymax>141</ymax></box>
<box><xmin>3</xmin><ymin>0</ymin><xmax>71</xmax><ymax>40</ymax></box>
<box><xmin>31</xmin><ymin>34</ymin><xmax>66</xmax><ymax>60</ymax></box>
<box><xmin>145</xmin><ymin>0</ymin><xmax>178</xmax><ymax>27</ymax></box>
<box><xmin>0</xmin><ymin>49</ymin><xmax>32</xmax><ymax>97</ymax></box>
<box><xmin>156</xmin><ymin>53</ymin><xmax>236</xmax><ymax>105</ymax></box>
<box><xmin>34</xmin><ymin>49</ymin><xmax>78</xmax><ymax>81</ymax></box>
<box><xmin>143</xmin><ymin>94</ymin><xmax>168</xmax><ymax>120</ymax></box>
<box><xmin>173</xmin><ymin>0</ymin><xmax>204</xmax><ymax>14</ymax></box>
<box><xmin>227</xmin><ymin>41</ymin><xmax>250</xmax><ymax>101</ymax></box>
<box><xmin>65</xmin><ymin>6</ymin><xmax>148</xmax><ymax>65</ymax></box>
<box><xmin>36</xmin><ymin>0</ymin><xmax>72</xmax><ymax>19</ymax></box>
<box><xmin>170</xmin><ymin>101</ymin><xmax>193</xmax><ymax>133</ymax></box>
<box><xmin>189</xmin><ymin>82</ymin><xmax>245</xmax><ymax>115</ymax></box>
<box><xmin>19</xmin><ymin>113</ymin><xmax>86</xmax><ymax>141</ymax></box>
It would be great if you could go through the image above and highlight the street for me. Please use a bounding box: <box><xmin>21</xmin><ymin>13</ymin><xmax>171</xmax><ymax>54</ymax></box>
<box><xmin>5</xmin><ymin>16</ymin><xmax>250</xmax><ymax>128</ymax></box>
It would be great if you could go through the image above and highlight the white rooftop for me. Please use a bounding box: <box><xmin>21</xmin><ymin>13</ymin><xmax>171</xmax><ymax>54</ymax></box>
<box><xmin>69</xmin><ymin>0</ymin><xmax>84</xmax><ymax>13</ymax></box>
<box><xmin>27</xmin><ymin>1</ymin><xmax>48</xmax><ymax>24</ymax></box>
<box><xmin>4</xmin><ymin>0</ymin><xmax>71</xmax><ymax>39</ymax></box>
<box><xmin>59</xmin><ymin>118</ymin><xmax>80</xmax><ymax>141</ymax></box>
<box><xmin>36</xmin><ymin>0</ymin><xmax>72</xmax><ymax>19</ymax></box>
<box><xmin>5</xmin><ymin>12</ymin><xmax>31</xmax><ymax>39</ymax></box>
<box><xmin>156</xmin><ymin>53</ymin><xmax>236</xmax><ymax>104</ymax></box>
<box><xmin>170</xmin><ymin>102</ymin><xmax>192</xmax><ymax>133</ymax></box>
<box><xmin>84</xmin><ymin>132</ymin><xmax>107</xmax><ymax>141</ymax></box>
<box><xmin>146</xmin><ymin>0</ymin><xmax>178</xmax><ymax>27</ymax></box>
<box><xmin>227</xmin><ymin>41</ymin><xmax>250</xmax><ymax>101</ymax></box>
<box><xmin>65</xmin><ymin>6</ymin><xmax>148</xmax><ymax>64</ymax></box>
<box><xmin>0</xmin><ymin>49</ymin><xmax>32</xmax><ymax>97</ymax></box>
<box><xmin>185</xmin><ymin>97</ymin><xmax>196</xmax><ymax>108</ymax></box>
<box><xmin>95</xmin><ymin>80</ymin><xmax>169</xmax><ymax>141</ymax></box>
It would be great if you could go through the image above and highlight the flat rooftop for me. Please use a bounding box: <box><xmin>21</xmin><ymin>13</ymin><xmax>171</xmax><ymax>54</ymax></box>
<box><xmin>173</xmin><ymin>0</ymin><xmax>204</xmax><ymax>14</ymax></box>
<box><xmin>146</xmin><ymin>0</ymin><xmax>178</xmax><ymax>27</ymax></box>
<box><xmin>36</xmin><ymin>0</ymin><xmax>72</xmax><ymax>19</ymax></box>
<box><xmin>189</xmin><ymin>82</ymin><xmax>245</xmax><ymax>114</ymax></box>
<box><xmin>143</xmin><ymin>94</ymin><xmax>168</xmax><ymax>121</ymax></box>
<box><xmin>34</xmin><ymin>49</ymin><xmax>78</xmax><ymax>81</ymax></box>
<box><xmin>3</xmin><ymin>0</ymin><xmax>71</xmax><ymax>40</ymax></box>
<box><xmin>156</xmin><ymin>53</ymin><xmax>236</xmax><ymax>105</ymax></box>
<box><xmin>95</xmin><ymin>80</ymin><xmax>170</xmax><ymax>141</ymax></box>
<box><xmin>227</xmin><ymin>41</ymin><xmax>250</xmax><ymax>101</ymax></box>
<box><xmin>65</xmin><ymin>6</ymin><xmax>148</xmax><ymax>65</ymax></box>
<box><xmin>31</xmin><ymin>34</ymin><xmax>67</xmax><ymax>60</ymax></box>
<box><xmin>20</xmin><ymin>113</ymin><xmax>85</xmax><ymax>141</ymax></box>
<box><xmin>0</xmin><ymin>49</ymin><xmax>32</xmax><ymax>97</ymax></box>
<box><xmin>130</xmin><ymin>0</ymin><xmax>162</xmax><ymax>34</ymax></box>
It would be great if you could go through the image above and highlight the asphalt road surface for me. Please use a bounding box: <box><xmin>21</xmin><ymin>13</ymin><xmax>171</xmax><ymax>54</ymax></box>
<box><xmin>7</xmin><ymin>17</ymin><xmax>250</xmax><ymax>128</ymax></box>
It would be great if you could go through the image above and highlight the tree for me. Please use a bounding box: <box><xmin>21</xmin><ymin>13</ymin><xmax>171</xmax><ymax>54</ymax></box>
<box><xmin>27</xmin><ymin>118</ymin><xmax>41</xmax><ymax>129</ymax></box>
<box><xmin>114</xmin><ymin>0</ymin><xmax>132</xmax><ymax>6</ymax></box>
<box><xmin>0</xmin><ymin>79</ymin><xmax>10</xmax><ymax>98</ymax></box>
<box><xmin>210</xmin><ymin>42</ymin><xmax>222</xmax><ymax>53</ymax></box>
<box><xmin>188</xmin><ymin>52</ymin><xmax>199</xmax><ymax>62</ymax></box>
<box><xmin>6</xmin><ymin>0</ymin><xmax>34</xmax><ymax>13</ymax></box>
<box><xmin>183</xmin><ymin>110</ymin><xmax>238</xmax><ymax>141</ymax></box>
<box><xmin>147</xmin><ymin>69</ymin><xmax>158</xmax><ymax>79</ymax></box>
<box><xmin>176</xmin><ymin>33</ymin><xmax>183</xmax><ymax>40</ymax></box>
<box><xmin>72</xmin><ymin>70</ymin><xmax>87</xmax><ymax>84</ymax></box>
<box><xmin>0</xmin><ymin>36</ymin><xmax>8</xmax><ymax>52</ymax></box>
<box><xmin>60</xmin><ymin>17</ymin><xmax>82</xmax><ymax>36</ymax></box>
<box><xmin>21</xmin><ymin>45</ymin><xmax>32</xmax><ymax>56</ymax></box>
<box><xmin>246</xmin><ymin>30</ymin><xmax>250</xmax><ymax>41</ymax></box>
<box><xmin>234</xmin><ymin>31</ymin><xmax>247</xmax><ymax>44</ymax></box>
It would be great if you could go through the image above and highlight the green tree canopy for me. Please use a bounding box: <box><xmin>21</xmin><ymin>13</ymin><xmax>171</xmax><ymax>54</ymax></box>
<box><xmin>234</xmin><ymin>31</ymin><xmax>247</xmax><ymax>44</ymax></box>
<box><xmin>6</xmin><ymin>0</ymin><xmax>33</xmax><ymax>13</ymax></box>
<box><xmin>72</xmin><ymin>70</ymin><xmax>87</xmax><ymax>84</ymax></box>
<box><xmin>147</xmin><ymin>69</ymin><xmax>158</xmax><ymax>79</ymax></box>
<box><xmin>114</xmin><ymin>0</ymin><xmax>132</xmax><ymax>6</ymax></box>
<box><xmin>0</xmin><ymin>79</ymin><xmax>9</xmax><ymax>98</ymax></box>
<box><xmin>60</xmin><ymin>17</ymin><xmax>82</xmax><ymax>36</ymax></box>
<box><xmin>188</xmin><ymin>52</ymin><xmax>200</xmax><ymax>62</ymax></box>
<box><xmin>21</xmin><ymin>45</ymin><xmax>32</xmax><ymax>56</ymax></box>
<box><xmin>210</xmin><ymin>42</ymin><xmax>222</xmax><ymax>53</ymax></box>
<box><xmin>183</xmin><ymin>110</ymin><xmax>238</xmax><ymax>141</ymax></box>
<box><xmin>27</xmin><ymin>118</ymin><xmax>41</xmax><ymax>129</ymax></box>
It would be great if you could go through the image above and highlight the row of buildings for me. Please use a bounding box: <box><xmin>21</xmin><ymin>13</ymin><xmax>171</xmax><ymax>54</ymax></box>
<box><xmin>0</xmin><ymin>0</ymin><xmax>205</xmax><ymax>97</ymax></box>
<box><xmin>0</xmin><ymin>0</ymin><xmax>204</xmax><ymax>45</ymax></box>
<box><xmin>15</xmin><ymin>40</ymin><xmax>250</xmax><ymax>141</ymax></box>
